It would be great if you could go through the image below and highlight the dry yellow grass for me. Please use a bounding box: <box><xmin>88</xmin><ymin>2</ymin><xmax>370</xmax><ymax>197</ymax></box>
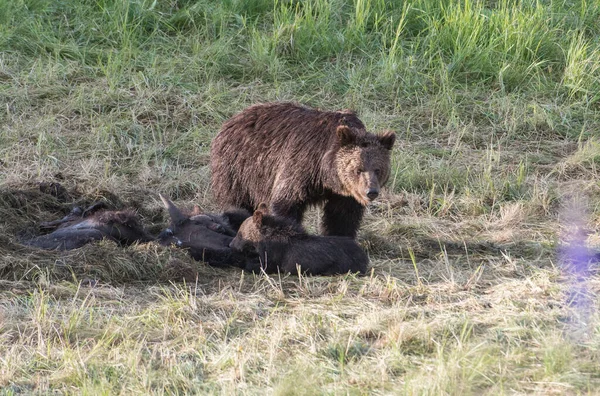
<box><xmin>2</xmin><ymin>0</ymin><xmax>600</xmax><ymax>393</ymax></box>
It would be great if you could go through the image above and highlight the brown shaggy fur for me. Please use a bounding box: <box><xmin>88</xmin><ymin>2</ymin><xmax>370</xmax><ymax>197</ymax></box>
<box><xmin>210</xmin><ymin>102</ymin><xmax>395</xmax><ymax>238</ymax></box>
<box><xmin>229</xmin><ymin>204</ymin><xmax>368</xmax><ymax>275</ymax></box>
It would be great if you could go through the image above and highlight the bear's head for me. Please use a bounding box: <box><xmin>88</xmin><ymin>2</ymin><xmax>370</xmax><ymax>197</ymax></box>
<box><xmin>229</xmin><ymin>203</ymin><xmax>305</xmax><ymax>252</ymax></box>
<box><xmin>229</xmin><ymin>203</ymin><xmax>268</xmax><ymax>253</ymax></box>
<box><xmin>335</xmin><ymin>125</ymin><xmax>395</xmax><ymax>206</ymax></box>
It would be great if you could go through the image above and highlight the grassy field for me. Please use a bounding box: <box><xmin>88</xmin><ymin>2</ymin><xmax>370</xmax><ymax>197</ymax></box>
<box><xmin>1</xmin><ymin>0</ymin><xmax>600</xmax><ymax>393</ymax></box>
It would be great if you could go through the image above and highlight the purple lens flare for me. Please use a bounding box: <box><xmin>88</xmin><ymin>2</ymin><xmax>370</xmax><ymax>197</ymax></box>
<box><xmin>558</xmin><ymin>199</ymin><xmax>597</xmax><ymax>341</ymax></box>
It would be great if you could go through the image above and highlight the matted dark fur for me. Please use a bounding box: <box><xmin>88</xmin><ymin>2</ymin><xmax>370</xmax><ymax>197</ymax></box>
<box><xmin>23</xmin><ymin>205</ymin><xmax>153</xmax><ymax>250</ymax></box>
<box><xmin>210</xmin><ymin>102</ymin><xmax>395</xmax><ymax>238</ymax></box>
<box><xmin>157</xmin><ymin>195</ymin><xmax>253</xmax><ymax>268</ymax></box>
<box><xmin>229</xmin><ymin>204</ymin><xmax>368</xmax><ymax>275</ymax></box>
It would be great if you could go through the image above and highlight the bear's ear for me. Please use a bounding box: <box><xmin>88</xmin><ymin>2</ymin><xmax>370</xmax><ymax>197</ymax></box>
<box><xmin>337</xmin><ymin>125</ymin><xmax>356</xmax><ymax>146</ymax></box>
<box><xmin>253</xmin><ymin>210</ymin><xmax>264</xmax><ymax>227</ymax></box>
<box><xmin>378</xmin><ymin>130</ymin><xmax>396</xmax><ymax>150</ymax></box>
<box><xmin>257</xmin><ymin>202</ymin><xmax>269</xmax><ymax>214</ymax></box>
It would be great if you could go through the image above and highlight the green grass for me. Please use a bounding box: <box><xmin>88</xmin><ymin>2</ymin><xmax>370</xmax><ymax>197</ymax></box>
<box><xmin>2</xmin><ymin>0</ymin><xmax>600</xmax><ymax>393</ymax></box>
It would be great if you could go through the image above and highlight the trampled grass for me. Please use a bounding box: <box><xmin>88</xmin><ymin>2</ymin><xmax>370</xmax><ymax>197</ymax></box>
<box><xmin>1</xmin><ymin>0</ymin><xmax>600</xmax><ymax>394</ymax></box>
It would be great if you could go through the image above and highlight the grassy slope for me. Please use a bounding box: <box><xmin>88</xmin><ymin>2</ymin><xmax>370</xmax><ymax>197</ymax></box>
<box><xmin>1</xmin><ymin>0</ymin><xmax>600</xmax><ymax>393</ymax></box>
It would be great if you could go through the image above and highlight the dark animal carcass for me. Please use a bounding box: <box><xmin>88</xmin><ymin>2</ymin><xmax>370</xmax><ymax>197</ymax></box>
<box><xmin>24</xmin><ymin>203</ymin><xmax>153</xmax><ymax>250</ymax></box>
<box><xmin>157</xmin><ymin>194</ymin><xmax>254</xmax><ymax>268</ymax></box>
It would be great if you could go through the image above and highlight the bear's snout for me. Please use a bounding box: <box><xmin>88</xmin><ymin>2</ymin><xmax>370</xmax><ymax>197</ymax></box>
<box><xmin>366</xmin><ymin>188</ymin><xmax>379</xmax><ymax>201</ymax></box>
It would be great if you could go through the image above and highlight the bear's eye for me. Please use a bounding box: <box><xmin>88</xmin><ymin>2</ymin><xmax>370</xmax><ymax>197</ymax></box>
<box><xmin>375</xmin><ymin>169</ymin><xmax>381</xmax><ymax>176</ymax></box>
<box><xmin>356</xmin><ymin>168</ymin><xmax>363</xmax><ymax>176</ymax></box>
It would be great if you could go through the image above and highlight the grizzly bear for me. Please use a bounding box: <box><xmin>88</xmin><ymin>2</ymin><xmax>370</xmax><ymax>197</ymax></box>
<box><xmin>210</xmin><ymin>102</ymin><xmax>395</xmax><ymax>238</ymax></box>
<box><xmin>229</xmin><ymin>204</ymin><xmax>368</xmax><ymax>275</ymax></box>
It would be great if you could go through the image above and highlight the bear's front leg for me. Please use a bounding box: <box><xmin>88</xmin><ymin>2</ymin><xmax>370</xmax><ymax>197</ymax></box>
<box><xmin>321</xmin><ymin>194</ymin><xmax>364</xmax><ymax>238</ymax></box>
<box><xmin>270</xmin><ymin>199</ymin><xmax>307</xmax><ymax>224</ymax></box>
